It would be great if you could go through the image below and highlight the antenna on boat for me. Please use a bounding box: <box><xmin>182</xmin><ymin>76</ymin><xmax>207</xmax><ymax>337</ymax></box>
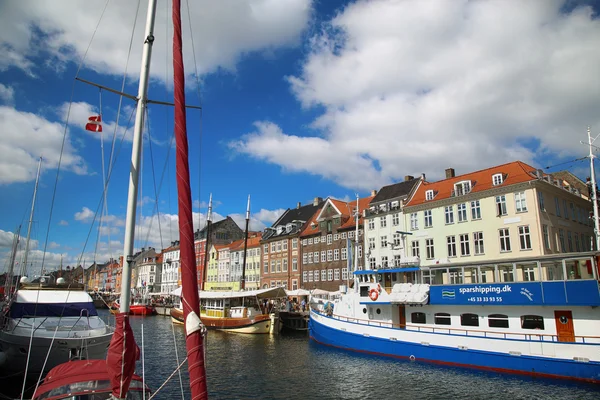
<box><xmin>583</xmin><ymin>126</ymin><xmax>600</xmax><ymax>251</ymax></box>
<box><xmin>201</xmin><ymin>193</ymin><xmax>213</xmax><ymax>290</ymax></box>
<box><xmin>241</xmin><ymin>195</ymin><xmax>250</xmax><ymax>290</ymax></box>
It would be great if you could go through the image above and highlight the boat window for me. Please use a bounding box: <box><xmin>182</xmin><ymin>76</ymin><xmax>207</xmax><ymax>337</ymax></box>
<box><xmin>362</xmin><ymin>308</ymin><xmax>367</xmax><ymax>314</ymax></box>
<box><xmin>376</xmin><ymin>308</ymin><xmax>381</xmax><ymax>314</ymax></box>
<box><xmin>488</xmin><ymin>314</ymin><xmax>509</xmax><ymax>328</ymax></box>
<box><xmin>434</xmin><ymin>312</ymin><xmax>451</xmax><ymax>325</ymax></box>
<box><xmin>411</xmin><ymin>312</ymin><xmax>426</xmax><ymax>324</ymax></box>
<box><xmin>460</xmin><ymin>313</ymin><xmax>479</xmax><ymax>327</ymax></box>
<box><xmin>521</xmin><ymin>315</ymin><xmax>544</xmax><ymax>330</ymax></box>
<box><xmin>360</xmin><ymin>287</ymin><xmax>369</xmax><ymax>297</ymax></box>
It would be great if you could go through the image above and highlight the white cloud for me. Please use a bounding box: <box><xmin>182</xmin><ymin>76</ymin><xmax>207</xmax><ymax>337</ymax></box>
<box><xmin>74</xmin><ymin>207</ymin><xmax>95</xmax><ymax>222</ymax></box>
<box><xmin>232</xmin><ymin>1</ymin><xmax>600</xmax><ymax>188</ymax></box>
<box><xmin>0</xmin><ymin>105</ymin><xmax>88</xmax><ymax>185</ymax></box>
<box><xmin>0</xmin><ymin>0</ymin><xmax>312</xmax><ymax>82</ymax></box>
<box><xmin>48</xmin><ymin>241</ymin><xmax>60</xmax><ymax>249</ymax></box>
<box><xmin>0</xmin><ymin>229</ymin><xmax>16</xmax><ymax>248</ymax></box>
<box><xmin>59</xmin><ymin>220</ymin><xmax>69</xmax><ymax>226</ymax></box>
<box><xmin>0</xmin><ymin>83</ymin><xmax>14</xmax><ymax>104</ymax></box>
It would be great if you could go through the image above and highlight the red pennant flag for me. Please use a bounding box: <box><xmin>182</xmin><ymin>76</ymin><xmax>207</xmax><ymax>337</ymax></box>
<box><xmin>85</xmin><ymin>115</ymin><xmax>102</xmax><ymax>132</ymax></box>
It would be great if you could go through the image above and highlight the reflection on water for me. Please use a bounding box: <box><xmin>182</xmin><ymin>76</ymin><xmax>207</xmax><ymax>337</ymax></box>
<box><xmin>3</xmin><ymin>311</ymin><xmax>599</xmax><ymax>399</ymax></box>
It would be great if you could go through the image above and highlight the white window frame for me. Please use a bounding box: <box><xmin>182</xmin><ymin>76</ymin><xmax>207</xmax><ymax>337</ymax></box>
<box><xmin>492</xmin><ymin>173</ymin><xmax>503</xmax><ymax>186</ymax></box>
<box><xmin>445</xmin><ymin>206</ymin><xmax>454</xmax><ymax>224</ymax></box>
<box><xmin>515</xmin><ymin>192</ymin><xmax>527</xmax><ymax>213</ymax></box>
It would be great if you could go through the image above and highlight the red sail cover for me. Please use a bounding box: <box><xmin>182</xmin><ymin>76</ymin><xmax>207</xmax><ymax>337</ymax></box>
<box><xmin>106</xmin><ymin>313</ymin><xmax>140</xmax><ymax>399</ymax></box>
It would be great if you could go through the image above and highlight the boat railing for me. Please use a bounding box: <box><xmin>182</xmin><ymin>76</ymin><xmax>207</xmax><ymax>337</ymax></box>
<box><xmin>314</xmin><ymin>309</ymin><xmax>600</xmax><ymax>344</ymax></box>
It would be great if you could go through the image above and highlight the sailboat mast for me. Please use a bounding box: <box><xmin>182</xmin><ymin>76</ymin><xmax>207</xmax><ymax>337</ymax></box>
<box><xmin>241</xmin><ymin>195</ymin><xmax>250</xmax><ymax>290</ymax></box>
<box><xmin>23</xmin><ymin>157</ymin><xmax>42</xmax><ymax>277</ymax></box>
<box><xmin>354</xmin><ymin>194</ymin><xmax>359</xmax><ymax>284</ymax></box>
<box><xmin>172</xmin><ymin>0</ymin><xmax>208</xmax><ymax>397</ymax></box>
<box><xmin>5</xmin><ymin>225</ymin><xmax>21</xmax><ymax>297</ymax></box>
<box><xmin>120</xmin><ymin>0</ymin><xmax>157</xmax><ymax>312</ymax></box>
<box><xmin>201</xmin><ymin>194</ymin><xmax>212</xmax><ymax>290</ymax></box>
<box><xmin>587</xmin><ymin>127</ymin><xmax>600</xmax><ymax>251</ymax></box>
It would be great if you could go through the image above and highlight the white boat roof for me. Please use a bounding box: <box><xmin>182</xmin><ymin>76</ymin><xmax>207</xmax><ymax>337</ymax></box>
<box><xmin>285</xmin><ymin>289</ymin><xmax>311</xmax><ymax>296</ymax></box>
<box><xmin>14</xmin><ymin>289</ymin><xmax>93</xmax><ymax>304</ymax></box>
<box><xmin>170</xmin><ymin>286</ymin><xmax>287</xmax><ymax>299</ymax></box>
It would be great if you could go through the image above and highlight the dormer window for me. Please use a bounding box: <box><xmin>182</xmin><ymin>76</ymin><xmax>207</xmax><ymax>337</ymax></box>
<box><xmin>425</xmin><ymin>190</ymin><xmax>435</xmax><ymax>201</ymax></box>
<box><xmin>453</xmin><ymin>181</ymin><xmax>472</xmax><ymax>197</ymax></box>
<box><xmin>286</xmin><ymin>223</ymin><xmax>293</xmax><ymax>233</ymax></box>
<box><xmin>492</xmin><ymin>173</ymin><xmax>504</xmax><ymax>186</ymax></box>
<box><xmin>276</xmin><ymin>226</ymin><xmax>284</xmax><ymax>234</ymax></box>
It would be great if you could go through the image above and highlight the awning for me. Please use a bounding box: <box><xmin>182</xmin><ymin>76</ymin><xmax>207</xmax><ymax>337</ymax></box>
<box><xmin>354</xmin><ymin>267</ymin><xmax>420</xmax><ymax>275</ymax></box>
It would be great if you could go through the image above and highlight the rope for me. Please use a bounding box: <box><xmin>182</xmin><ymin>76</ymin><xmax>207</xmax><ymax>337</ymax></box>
<box><xmin>142</xmin><ymin>108</ymin><xmax>165</xmax><ymax>250</ymax></box>
<box><xmin>147</xmin><ymin>357</ymin><xmax>189</xmax><ymax>400</ymax></box>
<box><xmin>170</xmin><ymin>307</ymin><xmax>186</xmax><ymax>399</ymax></box>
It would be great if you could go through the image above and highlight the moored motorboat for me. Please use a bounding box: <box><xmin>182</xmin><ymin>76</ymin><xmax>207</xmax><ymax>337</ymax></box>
<box><xmin>310</xmin><ymin>252</ymin><xmax>600</xmax><ymax>383</ymax></box>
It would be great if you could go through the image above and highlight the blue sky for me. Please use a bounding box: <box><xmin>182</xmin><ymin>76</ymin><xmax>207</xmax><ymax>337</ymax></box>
<box><xmin>1</xmin><ymin>0</ymin><xmax>599</xmax><ymax>274</ymax></box>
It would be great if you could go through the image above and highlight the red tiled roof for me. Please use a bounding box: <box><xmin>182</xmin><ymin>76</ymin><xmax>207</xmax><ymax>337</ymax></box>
<box><xmin>405</xmin><ymin>161</ymin><xmax>537</xmax><ymax>207</ymax></box>
<box><xmin>300</xmin><ymin>195</ymin><xmax>375</xmax><ymax>237</ymax></box>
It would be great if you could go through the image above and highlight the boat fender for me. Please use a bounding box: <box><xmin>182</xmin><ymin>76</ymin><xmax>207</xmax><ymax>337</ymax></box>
<box><xmin>409</xmin><ymin>355</ymin><xmax>415</xmax><ymax>361</ymax></box>
<box><xmin>185</xmin><ymin>311</ymin><xmax>203</xmax><ymax>336</ymax></box>
<box><xmin>377</xmin><ymin>283</ymin><xmax>382</xmax><ymax>293</ymax></box>
<box><xmin>369</xmin><ymin>288</ymin><xmax>379</xmax><ymax>301</ymax></box>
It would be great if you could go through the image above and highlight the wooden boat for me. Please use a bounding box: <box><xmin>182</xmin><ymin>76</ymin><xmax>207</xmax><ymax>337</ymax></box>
<box><xmin>170</xmin><ymin>286</ymin><xmax>286</xmax><ymax>333</ymax></box>
<box><xmin>110</xmin><ymin>301</ymin><xmax>157</xmax><ymax>316</ymax></box>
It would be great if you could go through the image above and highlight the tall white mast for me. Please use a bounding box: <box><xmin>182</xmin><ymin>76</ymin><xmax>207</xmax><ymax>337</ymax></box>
<box><xmin>353</xmin><ymin>194</ymin><xmax>359</xmax><ymax>287</ymax></box>
<box><xmin>120</xmin><ymin>0</ymin><xmax>157</xmax><ymax>312</ymax></box>
<box><xmin>22</xmin><ymin>157</ymin><xmax>42</xmax><ymax>277</ymax></box>
<box><xmin>587</xmin><ymin>127</ymin><xmax>600</xmax><ymax>251</ymax></box>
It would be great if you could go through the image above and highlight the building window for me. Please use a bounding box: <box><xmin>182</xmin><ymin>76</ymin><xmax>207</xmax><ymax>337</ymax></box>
<box><xmin>328</xmin><ymin>269</ymin><xmax>333</xmax><ymax>281</ymax></box>
<box><xmin>538</xmin><ymin>192</ymin><xmax>545</xmax><ymax>211</ymax></box>
<box><xmin>381</xmin><ymin>256</ymin><xmax>389</xmax><ymax>268</ymax></box>
<box><xmin>341</xmin><ymin>247</ymin><xmax>347</xmax><ymax>260</ymax></box>
<box><xmin>393</xmin><ymin>233</ymin><xmax>401</xmax><ymax>247</ymax></box>
<box><xmin>369</xmin><ymin>258</ymin><xmax>376</xmax><ymax>269</ymax></box>
<box><xmin>380</xmin><ymin>216</ymin><xmax>387</xmax><ymax>228</ymax></box>
<box><xmin>264</xmin><ymin>244</ymin><xmax>269</xmax><ymax>253</ymax></box>
<box><xmin>271</xmin><ymin>242</ymin><xmax>276</xmax><ymax>252</ymax></box>
<box><xmin>492</xmin><ymin>173</ymin><xmax>503</xmax><ymax>186</ymax></box>
<box><xmin>434</xmin><ymin>313</ymin><xmax>451</xmax><ymax>325</ymax></box>
<box><xmin>333</xmin><ymin>233</ymin><xmax>339</xmax><ymax>241</ymax></box>
<box><xmin>570</xmin><ymin>203</ymin><xmax>576</xmax><ymax>220</ymax></box>
<box><xmin>327</xmin><ymin>234</ymin><xmax>332</xmax><ymax>245</ymax></box>
<box><xmin>542</xmin><ymin>225</ymin><xmax>550</xmax><ymax>249</ymax></box>
<box><xmin>554</xmin><ymin>197</ymin><xmax>561</xmax><ymax>217</ymax></box>
<box><xmin>496</xmin><ymin>195</ymin><xmax>507</xmax><ymax>216</ymax></box>
<box><xmin>445</xmin><ymin>206</ymin><xmax>454</xmax><ymax>224</ymax></box>
<box><xmin>392</xmin><ymin>213</ymin><xmax>400</xmax><ymax>226</ymax></box>
<box><xmin>313</xmin><ymin>251</ymin><xmax>318</xmax><ymax>262</ymax></box>
<box><xmin>456</xmin><ymin>203</ymin><xmax>467</xmax><ymax>222</ymax></box>
<box><xmin>410</xmin><ymin>213</ymin><xmax>418</xmax><ymax>230</ymax></box>
<box><xmin>321</xmin><ymin>270</ymin><xmax>326</xmax><ymax>281</ymax></box>
<box><xmin>302</xmin><ymin>271</ymin><xmax>307</xmax><ymax>283</ymax></box>
<box><xmin>342</xmin><ymin>268</ymin><xmax>348</xmax><ymax>280</ymax></box>
<box><xmin>488</xmin><ymin>314</ymin><xmax>509</xmax><ymax>328</ymax></box>
<box><xmin>321</xmin><ymin>251</ymin><xmax>326</xmax><ymax>262</ymax></box>
<box><xmin>292</xmin><ymin>258</ymin><xmax>298</xmax><ymax>271</ymax></box>
<box><xmin>426</xmin><ymin>239</ymin><xmax>435</xmax><ymax>259</ymax></box>
<box><xmin>380</xmin><ymin>236</ymin><xmax>388</xmax><ymax>248</ymax></box>
<box><xmin>424</xmin><ymin>210</ymin><xmax>433</xmax><ymax>228</ymax></box>
<box><xmin>558</xmin><ymin>229</ymin><xmax>565</xmax><ymax>252</ymax></box>
<box><xmin>518</xmin><ymin>225</ymin><xmax>532</xmax><ymax>250</ymax></box>
<box><xmin>292</xmin><ymin>238</ymin><xmax>298</xmax><ymax>249</ymax></box>
<box><xmin>411</xmin><ymin>312</ymin><xmax>426</xmax><ymax>324</ymax></box>
<box><xmin>515</xmin><ymin>192</ymin><xmax>527</xmax><ymax>212</ymax></box>
<box><xmin>283</xmin><ymin>240</ymin><xmax>288</xmax><ymax>251</ymax></box>
<box><xmin>567</xmin><ymin>231</ymin><xmax>573</xmax><ymax>252</ymax></box>
<box><xmin>499</xmin><ymin>228</ymin><xmax>511</xmax><ymax>252</ymax></box>
<box><xmin>393</xmin><ymin>255</ymin><xmax>402</xmax><ymax>266</ymax></box>
<box><xmin>368</xmin><ymin>219</ymin><xmax>375</xmax><ymax>230</ymax></box>
<box><xmin>574</xmin><ymin>232</ymin><xmax>581</xmax><ymax>252</ymax></box>
<box><xmin>334</xmin><ymin>249</ymin><xmax>339</xmax><ymax>261</ymax></box>
<box><xmin>461</xmin><ymin>313</ymin><xmax>479</xmax><ymax>327</ymax></box>
<box><xmin>308</xmin><ymin>252</ymin><xmax>313</xmax><ymax>264</ymax></box>
<box><xmin>563</xmin><ymin>199</ymin><xmax>568</xmax><ymax>218</ymax></box>
<box><xmin>411</xmin><ymin>241</ymin><xmax>420</xmax><ymax>258</ymax></box>
<box><xmin>369</xmin><ymin>237</ymin><xmax>375</xmax><ymax>250</ymax></box>
<box><xmin>523</xmin><ymin>266</ymin><xmax>535</xmax><ymax>281</ymax></box>
<box><xmin>447</xmin><ymin>236</ymin><xmax>457</xmax><ymax>257</ymax></box>
<box><xmin>454</xmin><ymin>181</ymin><xmax>472</xmax><ymax>196</ymax></box>
<box><xmin>460</xmin><ymin>234</ymin><xmax>470</xmax><ymax>256</ymax></box>
<box><xmin>327</xmin><ymin>250</ymin><xmax>333</xmax><ymax>261</ymax></box>
<box><xmin>314</xmin><ymin>236</ymin><xmax>320</xmax><ymax>244</ymax></box>
<box><xmin>473</xmin><ymin>232</ymin><xmax>484</xmax><ymax>255</ymax></box>
<box><xmin>334</xmin><ymin>269</ymin><xmax>340</xmax><ymax>281</ymax></box>
<box><xmin>521</xmin><ymin>315</ymin><xmax>544</xmax><ymax>330</ymax></box>
<box><xmin>425</xmin><ymin>190</ymin><xmax>434</xmax><ymax>201</ymax></box>
<box><xmin>470</xmin><ymin>200</ymin><xmax>481</xmax><ymax>220</ymax></box>
<box><xmin>283</xmin><ymin>259</ymin><xmax>288</xmax><ymax>272</ymax></box>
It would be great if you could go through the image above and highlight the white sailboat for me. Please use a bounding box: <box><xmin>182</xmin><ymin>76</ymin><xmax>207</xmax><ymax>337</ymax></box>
<box><xmin>0</xmin><ymin>158</ymin><xmax>114</xmax><ymax>381</ymax></box>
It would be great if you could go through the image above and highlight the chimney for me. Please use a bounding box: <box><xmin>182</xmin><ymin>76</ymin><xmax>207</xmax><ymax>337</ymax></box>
<box><xmin>313</xmin><ymin>197</ymin><xmax>323</xmax><ymax>206</ymax></box>
<box><xmin>404</xmin><ymin>175</ymin><xmax>414</xmax><ymax>182</ymax></box>
<box><xmin>371</xmin><ymin>190</ymin><xmax>377</xmax><ymax>197</ymax></box>
<box><xmin>421</xmin><ymin>173</ymin><xmax>426</xmax><ymax>181</ymax></box>
<box><xmin>297</xmin><ymin>202</ymin><xmax>302</xmax><ymax>209</ymax></box>
<box><xmin>445</xmin><ymin>168</ymin><xmax>455</xmax><ymax>179</ymax></box>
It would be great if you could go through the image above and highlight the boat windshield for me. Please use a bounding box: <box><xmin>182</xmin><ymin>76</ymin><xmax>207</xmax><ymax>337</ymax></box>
<box><xmin>36</xmin><ymin>380</ymin><xmax>148</xmax><ymax>400</ymax></box>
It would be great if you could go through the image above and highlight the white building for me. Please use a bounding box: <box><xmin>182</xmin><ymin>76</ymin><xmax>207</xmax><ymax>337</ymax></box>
<box><xmin>161</xmin><ymin>241</ymin><xmax>180</xmax><ymax>294</ymax></box>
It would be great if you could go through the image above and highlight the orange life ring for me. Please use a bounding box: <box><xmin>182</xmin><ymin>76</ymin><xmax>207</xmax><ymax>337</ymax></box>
<box><xmin>369</xmin><ymin>288</ymin><xmax>379</xmax><ymax>301</ymax></box>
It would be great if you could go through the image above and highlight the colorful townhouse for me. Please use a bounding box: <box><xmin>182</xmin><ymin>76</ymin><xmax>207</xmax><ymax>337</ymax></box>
<box><xmin>260</xmin><ymin>198</ymin><xmax>324</xmax><ymax>290</ymax></box>
<box><xmin>402</xmin><ymin>161</ymin><xmax>594</xmax><ymax>284</ymax></box>
<box><xmin>299</xmin><ymin>195</ymin><xmax>373</xmax><ymax>292</ymax></box>
<box><xmin>161</xmin><ymin>241</ymin><xmax>180</xmax><ymax>295</ymax></box>
<box><xmin>229</xmin><ymin>232</ymin><xmax>263</xmax><ymax>290</ymax></box>
<box><xmin>363</xmin><ymin>177</ymin><xmax>422</xmax><ymax>270</ymax></box>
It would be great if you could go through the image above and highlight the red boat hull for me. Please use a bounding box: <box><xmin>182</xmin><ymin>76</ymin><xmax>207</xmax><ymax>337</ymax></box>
<box><xmin>129</xmin><ymin>304</ymin><xmax>157</xmax><ymax>315</ymax></box>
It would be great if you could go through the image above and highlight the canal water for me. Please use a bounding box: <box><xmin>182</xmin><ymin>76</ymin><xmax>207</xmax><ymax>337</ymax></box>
<box><xmin>3</xmin><ymin>310</ymin><xmax>600</xmax><ymax>399</ymax></box>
